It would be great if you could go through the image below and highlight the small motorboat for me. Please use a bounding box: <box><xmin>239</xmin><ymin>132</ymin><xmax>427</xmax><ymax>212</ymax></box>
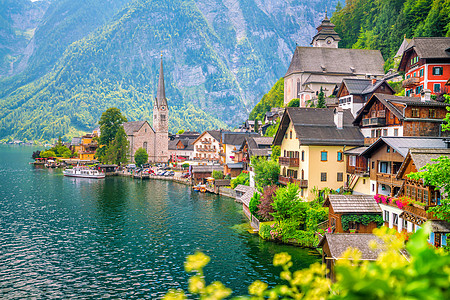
<box><xmin>63</xmin><ymin>166</ymin><xmax>105</xmax><ymax>179</ymax></box>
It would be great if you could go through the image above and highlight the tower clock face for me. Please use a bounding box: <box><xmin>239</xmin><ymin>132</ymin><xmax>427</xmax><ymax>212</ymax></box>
<box><xmin>326</xmin><ymin>38</ymin><xmax>332</xmax><ymax>44</ymax></box>
<box><xmin>161</xmin><ymin>106</ymin><xmax>165</xmax><ymax>110</ymax></box>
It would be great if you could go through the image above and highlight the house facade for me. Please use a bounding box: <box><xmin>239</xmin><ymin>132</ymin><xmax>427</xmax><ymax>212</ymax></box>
<box><xmin>273</xmin><ymin>107</ymin><xmax>364</xmax><ymax>201</ymax></box>
<box><xmin>336</xmin><ymin>78</ymin><xmax>395</xmax><ymax>116</ymax></box>
<box><xmin>192</xmin><ymin>130</ymin><xmax>221</xmax><ymax>162</ymax></box>
<box><xmin>398</xmin><ymin>37</ymin><xmax>450</xmax><ymax>97</ymax></box>
<box><xmin>353</xmin><ymin>92</ymin><xmax>450</xmax><ymax>145</ymax></box>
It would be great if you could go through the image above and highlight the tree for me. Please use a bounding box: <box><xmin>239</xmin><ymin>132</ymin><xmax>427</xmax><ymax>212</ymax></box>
<box><xmin>230</xmin><ymin>172</ymin><xmax>249</xmax><ymax>188</ymax></box>
<box><xmin>271</xmin><ymin>183</ymin><xmax>307</xmax><ymax>222</ymax></box>
<box><xmin>134</xmin><ymin>147</ymin><xmax>148</xmax><ymax>167</ymax></box>
<box><xmin>40</xmin><ymin>150</ymin><xmax>56</xmax><ymax>158</ymax></box>
<box><xmin>257</xmin><ymin>185</ymin><xmax>278</xmax><ymax>221</ymax></box>
<box><xmin>105</xmin><ymin>126</ymin><xmax>129</xmax><ymax>165</ymax></box>
<box><xmin>271</xmin><ymin>145</ymin><xmax>280</xmax><ymax>162</ymax></box>
<box><xmin>32</xmin><ymin>150</ymin><xmax>41</xmax><ymax>159</ymax></box>
<box><xmin>408</xmin><ymin>155</ymin><xmax>450</xmax><ymax>222</ymax></box>
<box><xmin>251</xmin><ymin>157</ymin><xmax>280</xmax><ymax>188</ymax></box>
<box><xmin>98</xmin><ymin>107</ymin><xmax>128</xmax><ymax>147</ymax></box>
<box><xmin>253</xmin><ymin>119</ymin><xmax>259</xmax><ymax>133</ymax></box>
<box><xmin>212</xmin><ymin>170</ymin><xmax>224</xmax><ymax>179</ymax></box>
<box><xmin>287</xmin><ymin>98</ymin><xmax>299</xmax><ymax>107</ymax></box>
<box><xmin>264</xmin><ymin>119</ymin><xmax>280</xmax><ymax>137</ymax></box>
<box><xmin>249</xmin><ymin>192</ymin><xmax>261</xmax><ymax>218</ymax></box>
<box><xmin>316</xmin><ymin>87</ymin><xmax>326</xmax><ymax>108</ymax></box>
<box><xmin>177</xmin><ymin>129</ymin><xmax>185</xmax><ymax>134</ymax></box>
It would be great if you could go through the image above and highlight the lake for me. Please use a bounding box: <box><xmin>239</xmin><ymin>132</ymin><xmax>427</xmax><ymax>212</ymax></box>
<box><xmin>0</xmin><ymin>145</ymin><xmax>320</xmax><ymax>299</ymax></box>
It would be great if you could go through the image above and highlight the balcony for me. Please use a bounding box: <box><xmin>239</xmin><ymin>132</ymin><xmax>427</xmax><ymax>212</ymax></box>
<box><xmin>384</xmin><ymin>199</ymin><xmax>435</xmax><ymax>220</ymax></box>
<box><xmin>402</xmin><ymin>77</ymin><xmax>420</xmax><ymax>88</ymax></box>
<box><xmin>361</xmin><ymin>117</ymin><xmax>386</xmax><ymax>127</ymax></box>
<box><xmin>376</xmin><ymin>173</ymin><xmax>403</xmax><ymax>187</ymax></box>
<box><xmin>278</xmin><ymin>175</ymin><xmax>308</xmax><ymax>188</ymax></box>
<box><xmin>201</xmin><ymin>140</ymin><xmax>211</xmax><ymax>144</ymax></box>
<box><xmin>279</xmin><ymin>157</ymin><xmax>300</xmax><ymax>167</ymax></box>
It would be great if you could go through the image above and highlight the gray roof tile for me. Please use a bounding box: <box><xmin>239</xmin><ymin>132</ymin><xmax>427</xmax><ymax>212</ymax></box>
<box><xmin>325</xmin><ymin>195</ymin><xmax>382</xmax><ymax>213</ymax></box>
<box><xmin>318</xmin><ymin>234</ymin><xmax>385</xmax><ymax>260</ymax></box>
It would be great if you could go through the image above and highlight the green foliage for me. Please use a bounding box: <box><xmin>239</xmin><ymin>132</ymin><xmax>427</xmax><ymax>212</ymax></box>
<box><xmin>104</xmin><ymin>126</ymin><xmax>129</xmax><ymax>165</ymax></box>
<box><xmin>287</xmin><ymin>98</ymin><xmax>299</xmax><ymax>107</ymax></box>
<box><xmin>249</xmin><ymin>78</ymin><xmax>284</xmax><ymax>122</ymax></box>
<box><xmin>251</xmin><ymin>156</ymin><xmax>280</xmax><ymax>188</ymax></box>
<box><xmin>408</xmin><ymin>155</ymin><xmax>450</xmax><ymax>222</ymax></box>
<box><xmin>263</xmin><ymin>119</ymin><xmax>280</xmax><ymax>137</ymax></box>
<box><xmin>177</xmin><ymin>129</ymin><xmax>185</xmax><ymax>134</ymax></box>
<box><xmin>388</xmin><ymin>81</ymin><xmax>404</xmax><ymax>95</ymax></box>
<box><xmin>181</xmin><ymin>163</ymin><xmax>190</xmax><ymax>169</ymax></box>
<box><xmin>341</xmin><ymin>214</ymin><xmax>384</xmax><ymax>231</ymax></box>
<box><xmin>134</xmin><ymin>147</ymin><xmax>148</xmax><ymax>166</ymax></box>
<box><xmin>40</xmin><ymin>150</ymin><xmax>56</xmax><ymax>158</ymax></box>
<box><xmin>212</xmin><ymin>170</ymin><xmax>224</xmax><ymax>180</ymax></box>
<box><xmin>165</xmin><ymin>225</ymin><xmax>450</xmax><ymax>300</ymax></box>
<box><xmin>230</xmin><ymin>172</ymin><xmax>249</xmax><ymax>189</ymax></box>
<box><xmin>98</xmin><ymin>107</ymin><xmax>128</xmax><ymax>147</ymax></box>
<box><xmin>272</xmin><ymin>183</ymin><xmax>307</xmax><ymax>222</ymax></box>
<box><xmin>331</xmin><ymin>0</ymin><xmax>450</xmax><ymax>64</ymax></box>
<box><xmin>40</xmin><ymin>141</ymin><xmax>74</xmax><ymax>158</ymax></box>
<box><xmin>316</xmin><ymin>87</ymin><xmax>325</xmax><ymax>108</ymax></box>
<box><xmin>249</xmin><ymin>192</ymin><xmax>261</xmax><ymax>217</ymax></box>
<box><xmin>258</xmin><ymin>222</ymin><xmax>275</xmax><ymax>240</ymax></box>
<box><xmin>270</xmin><ymin>145</ymin><xmax>280</xmax><ymax>162</ymax></box>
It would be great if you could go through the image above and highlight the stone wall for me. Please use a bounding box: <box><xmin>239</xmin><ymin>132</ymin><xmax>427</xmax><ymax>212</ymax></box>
<box><xmin>127</xmin><ymin>123</ymin><xmax>155</xmax><ymax>163</ymax></box>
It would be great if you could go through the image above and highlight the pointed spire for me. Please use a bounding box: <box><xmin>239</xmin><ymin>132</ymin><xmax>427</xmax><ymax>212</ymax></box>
<box><xmin>156</xmin><ymin>53</ymin><xmax>167</xmax><ymax>107</ymax></box>
<box><xmin>325</xmin><ymin>8</ymin><xmax>328</xmax><ymax>19</ymax></box>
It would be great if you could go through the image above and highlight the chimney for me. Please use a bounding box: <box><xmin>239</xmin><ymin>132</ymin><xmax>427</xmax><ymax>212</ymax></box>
<box><xmin>334</xmin><ymin>107</ymin><xmax>344</xmax><ymax>129</ymax></box>
<box><xmin>421</xmin><ymin>89</ymin><xmax>432</xmax><ymax>102</ymax></box>
<box><xmin>372</xmin><ymin>78</ymin><xmax>377</xmax><ymax>86</ymax></box>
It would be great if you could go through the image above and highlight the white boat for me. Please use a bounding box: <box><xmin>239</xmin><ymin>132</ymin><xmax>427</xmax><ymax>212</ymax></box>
<box><xmin>63</xmin><ymin>167</ymin><xmax>105</xmax><ymax>179</ymax></box>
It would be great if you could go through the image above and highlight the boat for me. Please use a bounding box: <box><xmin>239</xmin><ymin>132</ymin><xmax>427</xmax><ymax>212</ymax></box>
<box><xmin>63</xmin><ymin>166</ymin><xmax>105</xmax><ymax>179</ymax></box>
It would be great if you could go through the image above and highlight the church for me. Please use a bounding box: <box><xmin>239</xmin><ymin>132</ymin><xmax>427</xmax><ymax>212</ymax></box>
<box><xmin>123</xmin><ymin>56</ymin><xmax>169</xmax><ymax>163</ymax></box>
<box><xmin>284</xmin><ymin>13</ymin><xmax>385</xmax><ymax>107</ymax></box>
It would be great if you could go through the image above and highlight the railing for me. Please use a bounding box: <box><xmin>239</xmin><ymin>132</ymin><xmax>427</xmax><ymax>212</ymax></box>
<box><xmin>251</xmin><ymin>215</ymin><xmax>260</xmax><ymax>231</ymax></box>
<box><xmin>361</xmin><ymin>117</ymin><xmax>386</xmax><ymax>127</ymax></box>
<box><xmin>201</xmin><ymin>140</ymin><xmax>211</xmax><ymax>144</ymax></box>
<box><xmin>279</xmin><ymin>157</ymin><xmax>300</xmax><ymax>167</ymax></box>
<box><xmin>278</xmin><ymin>175</ymin><xmax>308</xmax><ymax>188</ymax></box>
<box><xmin>376</xmin><ymin>173</ymin><xmax>403</xmax><ymax>186</ymax></box>
<box><xmin>402</xmin><ymin>77</ymin><xmax>420</xmax><ymax>88</ymax></box>
<box><xmin>347</xmin><ymin>165</ymin><xmax>368</xmax><ymax>175</ymax></box>
<box><xmin>384</xmin><ymin>199</ymin><xmax>435</xmax><ymax>220</ymax></box>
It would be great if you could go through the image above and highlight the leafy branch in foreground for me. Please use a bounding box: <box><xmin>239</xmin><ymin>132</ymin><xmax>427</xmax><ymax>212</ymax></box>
<box><xmin>163</xmin><ymin>224</ymin><xmax>450</xmax><ymax>299</ymax></box>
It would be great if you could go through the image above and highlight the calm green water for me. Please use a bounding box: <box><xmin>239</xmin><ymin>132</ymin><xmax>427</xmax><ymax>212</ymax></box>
<box><xmin>0</xmin><ymin>145</ymin><xmax>320</xmax><ymax>299</ymax></box>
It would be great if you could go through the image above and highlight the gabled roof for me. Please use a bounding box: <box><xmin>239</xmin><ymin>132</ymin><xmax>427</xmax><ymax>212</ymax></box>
<box><xmin>353</xmin><ymin>93</ymin><xmax>450</xmax><ymax>125</ymax></box>
<box><xmin>337</xmin><ymin>79</ymin><xmax>395</xmax><ymax>97</ymax></box>
<box><xmin>361</xmin><ymin>137</ymin><xmax>448</xmax><ymax>158</ymax></box>
<box><xmin>430</xmin><ymin>220</ymin><xmax>450</xmax><ymax>233</ymax></box>
<box><xmin>222</xmin><ymin>131</ymin><xmax>259</xmax><ymax>146</ymax></box>
<box><xmin>318</xmin><ymin>234</ymin><xmax>384</xmax><ymax>261</ymax></box>
<box><xmin>343</xmin><ymin>146</ymin><xmax>368</xmax><ymax>156</ymax></box>
<box><xmin>192</xmin><ymin>130</ymin><xmax>222</xmax><ymax>145</ymax></box>
<box><xmin>324</xmin><ymin>195</ymin><xmax>381</xmax><ymax>214</ymax></box>
<box><xmin>395</xmin><ymin>37</ymin><xmax>412</xmax><ymax>58</ymax></box>
<box><xmin>273</xmin><ymin>108</ymin><xmax>364</xmax><ymax>146</ymax></box>
<box><xmin>285</xmin><ymin>47</ymin><xmax>384</xmax><ymax>77</ymax></box>
<box><xmin>303</xmin><ymin>74</ymin><xmax>348</xmax><ymax>85</ymax></box>
<box><xmin>396</xmin><ymin>148</ymin><xmax>450</xmax><ymax>180</ymax></box>
<box><xmin>123</xmin><ymin>121</ymin><xmax>153</xmax><ymax>135</ymax></box>
<box><xmin>398</xmin><ymin>37</ymin><xmax>450</xmax><ymax>71</ymax></box>
<box><xmin>241</xmin><ymin>136</ymin><xmax>273</xmax><ymax>157</ymax></box>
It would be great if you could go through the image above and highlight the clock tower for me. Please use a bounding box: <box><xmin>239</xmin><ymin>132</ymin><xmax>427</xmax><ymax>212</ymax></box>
<box><xmin>310</xmin><ymin>10</ymin><xmax>341</xmax><ymax>48</ymax></box>
<box><xmin>153</xmin><ymin>55</ymin><xmax>169</xmax><ymax>163</ymax></box>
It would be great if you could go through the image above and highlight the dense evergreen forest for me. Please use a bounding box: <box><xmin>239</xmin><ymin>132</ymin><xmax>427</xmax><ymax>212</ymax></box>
<box><xmin>332</xmin><ymin>0</ymin><xmax>450</xmax><ymax>70</ymax></box>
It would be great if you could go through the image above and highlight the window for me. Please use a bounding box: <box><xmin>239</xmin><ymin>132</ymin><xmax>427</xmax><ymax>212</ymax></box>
<box><xmin>321</xmin><ymin>151</ymin><xmax>328</xmax><ymax>161</ymax></box>
<box><xmin>393</xmin><ymin>213</ymin><xmax>398</xmax><ymax>226</ymax></box>
<box><xmin>402</xmin><ymin>218</ymin><xmax>408</xmax><ymax>230</ymax></box>
<box><xmin>406</xmin><ymin>74</ymin><xmax>410</xmax><ymax>79</ymax></box>
<box><xmin>424</xmin><ymin>190</ymin><xmax>429</xmax><ymax>204</ymax></box>
<box><xmin>384</xmin><ymin>210</ymin><xmax>390</xmax><ymax>222</ymax></box>
<box><xmin>349</xmin><ymin>155</ymin><xmax>356</xmax><ymax>167</ymax></box>
<box><xmin>337</xmin><ymin>152</ymin><xmax>343</xmax><ymax>161</ymax></box>
<box><xmin>419</xmin><ymin>68</ymin><xmax>424</xmax><ymax>77</ymax></box>
<box><xmin>406</xmin><ymin>90</ymin><xmax>411</xmax><ymax>97</ymax></box>
<box><xmin>285</xmin><ymin>133</ymin><xmax>287</xmax><ymax>139</ymax></box>
<box><xmin>434</xmin><ymin>84</ymin><xmax>441</xmax><ymax>93</ymax></box>
<box><xmin>394</xmin><ymin>128</ymin><xmax>399</xmax><ymax>136</ymax></box>
<box><xmin>371</xmin><ymin>129</ymin><xmax>375</xmax><ymax>138</ymax></box>
<box><xmin>300</xmin><ymin>188</ymin><xmax>304</xmax><ymax>197</ymax></box>
<box><xmin>379</xmin><ymin>161</ymin><xmax>390</xmax><ymax>174</ymax></box>
<box><xmin>321</xmin><ymin>172</ymin><xmax>327</xmax><ymax>182</ymax></box>
<box><xmin>301</xmin><ymin>150</ymin><xmax>305</xmax><ymax>161</ymax></box>
<box><xmin>411</xmin><ymin>108</ymin><xmax>420</xmax><ymax>118</ymax></box>
<box><xmin>429</xmin><ymin>109</ymin><xmax>436</xmax><ymax>118</ymax></box>
<box><xmin>383</xmin><ymin>129</ymin><xmax>388</xmax><ymax>136</ymax></box>
<box><xmin>301</xmin><ymin>169</ymin><xmax>304</xmax><ymax>180</ymax></box>
<box><xmin>415</xmin><ymin>85</ymin><xmax>423</xmax><ymax>94</ymax></box>
<box><xmin>143</xmin><ymin>142</ymin><xmax>147</xmax><ymax>151</ymax></box>
<box><xmin>337</xmin><ymin>172</ymin><xmax>343</xmax><ymax>182</ymax></box>
<box><xmin>418</xmin><ymin>189</ymin><xmax>423</xmax><ymax>202</ymax></box>
<box><xmin>433</xmin><ymin>66</ymin><xmax>443</xmax><ymax>75</ymax></box>
<box><xmin>387</xmin><ymin>146</ymin><xmax>390</xmax><ymax>153</ymax></box>
<box><xmin>372</xmin><ymin>161</ymin><xmax>375</xmax><ymax>169</ymax></box>
<box><xmin>290</xmin><ymin>131</ymin><xmax>292</xmax><ymax>139</ymax></box>
<box><xmin>161</xmin><ymin>114</ymin><xmax>166</xmax><ymax>121</ymax></box>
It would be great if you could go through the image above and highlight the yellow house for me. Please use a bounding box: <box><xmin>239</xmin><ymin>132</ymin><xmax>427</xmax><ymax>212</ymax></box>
<box><xmin>273</xmin><ymin>107</ymin><xmax>364</xmax><ymax>201</ymax></box>
<box><xmin>79</xmin><ymin>133</ymin><xmax>98</xmax><ymax>160</ymax></box>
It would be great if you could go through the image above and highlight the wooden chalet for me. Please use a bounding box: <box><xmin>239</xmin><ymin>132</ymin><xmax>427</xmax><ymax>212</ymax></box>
<box><xmin>323</xmin><ymin>195</ymin><xmax>382</xmax><ymax>234</ymax></box>
<box><xmin>343</xmin><ymin>146</ymin><xmax>369</xmax><ymax>195</ymax></box>
<box><xmin>238</xmin><ymin>136</ymin><xmax>273</xmax><ymax>171</ymax></box>
<box><xmin>353</xmin><ymin>93</ymin><xmax>450</xmax><ymax>145</ymax></box>
<box><xmin>191</xmin><ymin>165</ymin><xmax>223</xmax><ymax>184</ymax></box>
<box><xmin>318</xmin><ymin>234</ymin><xmax>386</xmax><ymax>281</ymax></box>
<box><xmin>336</xmin><ymin>78</ymin><xmax>395</xmax><ymax>116</ymax></box>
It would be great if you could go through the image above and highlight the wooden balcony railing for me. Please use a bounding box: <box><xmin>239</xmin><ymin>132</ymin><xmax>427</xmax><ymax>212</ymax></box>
<box><xmin>376</xmin><ymin>173</ymin><xmax>403</xmax><ymax>186</ymax></box>
<box><xmin>402</xmin><ymin>77</ymin><xmax>420</xmax><ymax>88</ymax></box>
<box><xmin>361</xmin><ymin>117</ymin><xmax>386</xmax><ymax>127</ymax></box>
<box><xmin>279</xmin><ymin>157</ymin><xmax>300</xmax><ymax>167</ymax></box>
<box><xmin>384</xmin><ymin>199</ymin><xmax>435</xmax><ymax>220</ymax></box>
<box><xmin>278</xmin><ymin>175</ymin><xmax>308</xmax><ymax>188</ymax></box>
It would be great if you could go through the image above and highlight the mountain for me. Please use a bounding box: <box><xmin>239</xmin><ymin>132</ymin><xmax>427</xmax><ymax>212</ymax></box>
<box><xmin>0</xmin><ymin>0</ymin><xmax>339</xmax><ymax>141</ymax></box>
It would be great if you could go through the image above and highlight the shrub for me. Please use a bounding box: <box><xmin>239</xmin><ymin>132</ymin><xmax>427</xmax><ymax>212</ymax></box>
<box><xmin>181</xmin><ymin>163</ymin><xmax>189</xmax><ymax>169</ymax></box>
<box><xmin>230</xmin><ymin>172</ymin><xmax>249</xmax><ymax>188</ymax></box>
<box><xmin>134</xmin><ymin>147</ymin><xmax>148</xmax><ymax>167</ymax></box>
<box><xmin>212</xmin><ymin>170</ymin><xmax>224</xmax><ymax>179</ymax></box>
<box><xmin>249</xmin><ymin>192</ymin><xmax>261</xmax><ymax>217</ymax></box>
<box><xmin>257</xmin><ymin>185</ymin><xmax>278</xmax><ymax>221</ymax></box>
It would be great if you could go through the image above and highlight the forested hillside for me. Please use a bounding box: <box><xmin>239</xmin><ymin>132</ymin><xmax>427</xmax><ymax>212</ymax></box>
<box><xmin>0</xmin><ymin>0</ymin><xmax>339</xmax><ymax>142</ymax></box>
<box><xmin>331</xmin><ymin>0</ymin><xmax>450</xmax><ymax>70</ymax></box>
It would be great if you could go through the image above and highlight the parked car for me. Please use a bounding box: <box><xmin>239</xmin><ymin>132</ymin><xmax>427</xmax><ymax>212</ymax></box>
<box><xmin>181</xmin><ymin>172</ymin><xmax>190</xmax><ymax>178</ymax></box>
<box><xmin>165</xmin><ymin>171</ymin><xmax>175</xmax><ymax>177</ymax></box>
<box><xmin>126</xmin><ymin>164</ymin><xmax>136</xmax><ymax>170</ymax></box>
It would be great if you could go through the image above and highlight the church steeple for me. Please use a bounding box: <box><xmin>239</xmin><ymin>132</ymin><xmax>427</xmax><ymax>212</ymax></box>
<box><xmin>155</xmin><ymin>54</ymin><xmax>168</xmax><ymax>108</ymax></box>
<box><xmin>311</xmin><ymin>11</ymin><xmax>341</xmax><ymax>48</ymax></box>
